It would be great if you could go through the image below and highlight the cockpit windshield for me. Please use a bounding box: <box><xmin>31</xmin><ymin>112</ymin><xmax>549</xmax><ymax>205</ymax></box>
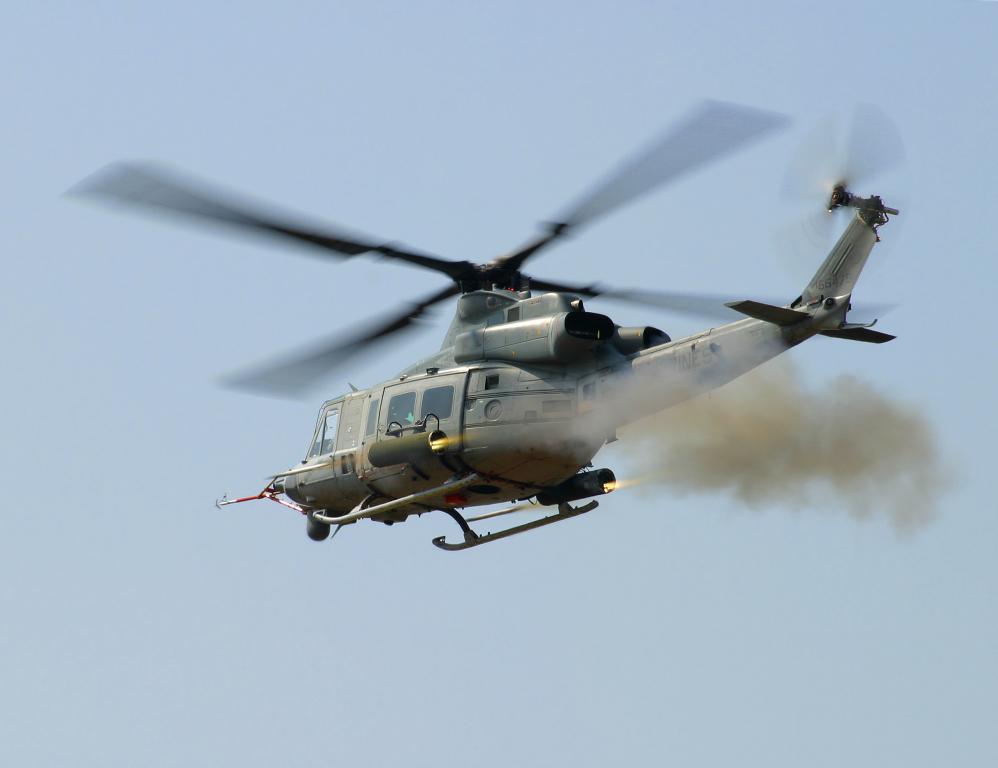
<box><xmin>307</xmin><ymin>404</ymin><xmax>340</xmax><ymax>458</ymax></box>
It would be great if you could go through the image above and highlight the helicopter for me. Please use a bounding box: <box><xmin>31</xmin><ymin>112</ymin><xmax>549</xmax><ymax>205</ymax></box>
<box><xmin>74</xmin><ymin>100</ymin><xmax>900</xmax><ymax>551</ymax></box>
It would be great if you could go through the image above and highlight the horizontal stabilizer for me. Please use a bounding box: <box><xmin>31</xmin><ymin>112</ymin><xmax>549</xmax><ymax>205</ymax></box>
<box><xmin>820</xmin><ymin>327</ymin><xmax>896</xmax><ymax>344</ymax></box>
<box><xmin>724</xmin><ymin>300</ymin><xmax>808</xmax><ymax>326</ymax></box>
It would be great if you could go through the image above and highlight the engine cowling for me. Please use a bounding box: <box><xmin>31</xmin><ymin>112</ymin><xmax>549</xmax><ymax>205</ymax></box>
<box><xmin>612</xmin><ymin>325</ymin><xmax>671</xmax><ymax>356</ymax></box>
<box><xmin>453</xmin><ymin>311</ymin><xmax>615</xmax><ymax>365</ymax></box>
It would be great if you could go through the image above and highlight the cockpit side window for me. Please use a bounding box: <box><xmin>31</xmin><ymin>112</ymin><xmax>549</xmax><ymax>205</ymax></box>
<box><xmin>307</xmin><ymin>405</ymin><xmax>341</xmax><ymax>458</ymax></box>
<box><xmin>321</xmin><ymin>408</ymin><xmax>340</xmax><ymax>454</ymax></box>
<box><xmin>365</xmin><ymin>398</ymin><xmax>380</xmax><ymax>436</ymax></box>
<box><xmin>308</xmin><ymin>426</ymin><xmax>323</xmax><ymax>458</ymax></box>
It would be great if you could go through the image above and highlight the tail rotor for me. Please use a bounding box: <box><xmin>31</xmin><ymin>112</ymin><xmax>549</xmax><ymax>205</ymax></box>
<box><xmin>778</xmin><ymin>104</ymin><xmax>906</xmax><ymax>263</ymax></box>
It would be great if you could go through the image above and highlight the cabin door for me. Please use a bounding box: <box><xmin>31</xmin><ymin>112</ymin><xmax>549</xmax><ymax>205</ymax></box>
<box><xmin>360</xmin><ymin>373</ymin><xmax>467</xmax><ymax>477</ymax></box>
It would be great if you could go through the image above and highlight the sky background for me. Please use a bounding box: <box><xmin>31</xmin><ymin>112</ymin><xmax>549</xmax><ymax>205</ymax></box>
<box><xmin>2</xmin><ymin>2</ymin><xmax>995</xmax><ymax>766</ymax></box>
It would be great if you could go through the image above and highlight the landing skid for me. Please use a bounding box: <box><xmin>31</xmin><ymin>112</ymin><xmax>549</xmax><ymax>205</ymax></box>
<box><xmin>432</xmin><ymin>500</ymin><xmax>599</xmax><ymax>551</ymax></box>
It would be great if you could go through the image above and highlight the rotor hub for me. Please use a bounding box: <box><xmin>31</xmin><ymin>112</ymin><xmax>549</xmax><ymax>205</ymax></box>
<box><xmin>827</xmin><ymin>184</ymin><xmax>899</xmax><ymax>235</ymax></box>
<box><xmin>828</xmin><ymin>184</ymin><xmax>851</xmax><ymax>211</ymax></box>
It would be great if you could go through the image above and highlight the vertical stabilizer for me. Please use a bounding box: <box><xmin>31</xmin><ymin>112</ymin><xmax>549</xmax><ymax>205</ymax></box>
<box><xmin>799</xmin><ymin>192</ymin><xmax>898</xmax><ymax>307</ymax></box>
<box><xmin>800</xmin><ymin>214</ymin><xmax>878</xmax><ymax>305</ymax></box>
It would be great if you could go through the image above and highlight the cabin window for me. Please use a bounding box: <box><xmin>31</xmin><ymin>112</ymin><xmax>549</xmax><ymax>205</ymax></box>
<box><xmin>387</xmin><ymin>391</ymin><xmax>417</xmax><ymax>427</ymax></box>
<box><xmin>582</xmin><ymin>382</ymin><xmax>596</xmax><ymax>401</ymax></box>
<box><xmin>421</xmin><ymin>385</ymin><xmax>454</xmax><ymax>420</ymax></box>
<box><xmin>366</xmin><ymin>398</ymin><xmax>380</xmax><ymax>436</ymax></box>
<box><xmin>484</xmin><ymin>373</ymin><xmax>500</xmax><ymax>390</ymax></box>
<box><xmin>506</xmin><ymin>307</ymin><xmax>520</xmax><ymax>322</ymax></box>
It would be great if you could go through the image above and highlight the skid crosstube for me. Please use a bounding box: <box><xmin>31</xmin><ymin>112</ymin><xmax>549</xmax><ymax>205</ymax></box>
<box><xmin>432</xmin><ymin>501</ymin><xmax>599</xmax><ymax>551</ymax></box>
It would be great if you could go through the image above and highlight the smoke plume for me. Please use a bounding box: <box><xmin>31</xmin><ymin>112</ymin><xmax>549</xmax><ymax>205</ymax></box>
<box><xmin>620</xmin><ymin>363</ymin><xmax>950</xmax><ymax>534</ymax></box>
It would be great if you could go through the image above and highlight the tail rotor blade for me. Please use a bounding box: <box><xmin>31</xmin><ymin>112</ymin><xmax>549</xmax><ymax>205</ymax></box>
<box><xmin>781</xmin><ymin>104</ymin><xmax>906</xmax><ymax>208</ymax></box>
<box><xmin>777</xmin><ymin>105</ymin><xmax>907</xmax><ymax>269</ymax></box>
<box><xmin>781</xmin><ymin>113</ymin><xmax>843</xmax><ymax>204</ymax></box>
<box><xmin>842</xmin><ymin>103</ymin><xmax>906</xmax><ymax>190</ymax></box>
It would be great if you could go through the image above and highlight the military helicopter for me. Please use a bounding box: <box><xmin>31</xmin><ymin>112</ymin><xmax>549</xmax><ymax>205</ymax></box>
<box><xmin>75</xmin><ymin>101</ymin><xmax>900</xmax><ymax>550</ymax></box>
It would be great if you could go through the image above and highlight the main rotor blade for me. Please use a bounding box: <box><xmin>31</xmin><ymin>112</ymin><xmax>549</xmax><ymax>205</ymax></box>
<box><xmin>531</xmin><ymin>277</ymin><xmax>897</xmax><ymax>324</ymax></box>
<box><xmin>221</xmin><ymin>283</ymin><xmax>460</xmax><ymax>398</ymax></box>
<box><xmin>529</xmin><ymin>278</ymin><xmax>746</xmax><ymax>321</ymax></box>
<box><xmin>70</xmin><ymin>162</ymin><xmax>471</xmax><ymax>279</ymax></box>
<box><xmin>499</xmin><ymin>100</ymin><xmax>790</xmax><ymax>271</ymax></box>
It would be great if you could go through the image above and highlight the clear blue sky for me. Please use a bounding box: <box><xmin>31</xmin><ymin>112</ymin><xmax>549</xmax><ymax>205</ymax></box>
<box><xmin>2</xmin><ymin>2</ymin><xmax>995</xmax><ymax>766</ymax></box>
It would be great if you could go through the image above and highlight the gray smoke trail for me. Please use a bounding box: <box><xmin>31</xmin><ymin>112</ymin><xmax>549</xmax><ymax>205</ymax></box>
<box><xmin>619</xmin><ymin>363</ymin><xmax>951</xmax><ymax>534</ymax></box>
